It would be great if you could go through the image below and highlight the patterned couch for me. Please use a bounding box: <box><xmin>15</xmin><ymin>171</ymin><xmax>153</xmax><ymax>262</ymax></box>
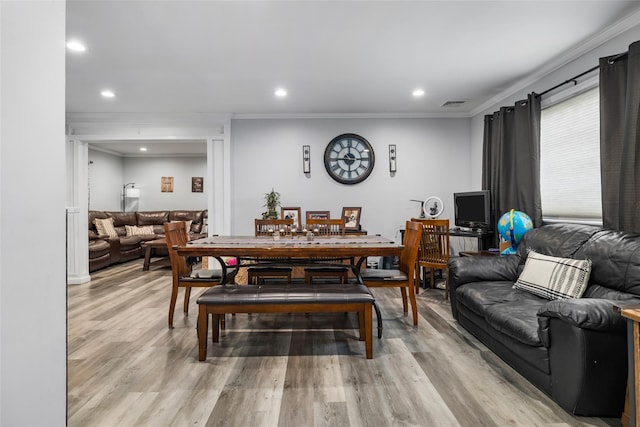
<box><xmin>88</xmin><ymin>209</ymin><xmax>207</xmax><ymax>272</ymax></box>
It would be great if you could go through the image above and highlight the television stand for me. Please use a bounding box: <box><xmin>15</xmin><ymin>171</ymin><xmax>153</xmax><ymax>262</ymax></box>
<box><xmin>449</xmin><ymin>228</ymin><xmax>494</xmax><ymax>251</ymax></box>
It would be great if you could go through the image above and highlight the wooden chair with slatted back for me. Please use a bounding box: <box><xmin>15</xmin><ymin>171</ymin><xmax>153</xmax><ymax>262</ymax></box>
<box><xmin>248</xmin><ymin>218</ymin><xmax>295</xmax><ymax>284</ymax></box>
<box><xmin>360</xmin><ymin>220</ymin><xmax>422</xmax><ymax>326</ymax></box>
<box><xmin>304</xmin><ymin>218</ymin><xmax>350</xmax><ymax>284</ymax></box>
<box><xmin>165</xmin><ymin>221</ymin><xmax>233</xmax><ymax>328</ymax></box>
<box><xmin>412</xmin><ymin>218</ymin><xmax>450</xmax><ymax>299</ymax></box>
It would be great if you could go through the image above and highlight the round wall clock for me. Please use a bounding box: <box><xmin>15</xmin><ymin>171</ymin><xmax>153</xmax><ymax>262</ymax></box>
<box><xmin>324</xmin><ymin>133</ymin><xmax>375</xmax><ymax>185</ymax></box>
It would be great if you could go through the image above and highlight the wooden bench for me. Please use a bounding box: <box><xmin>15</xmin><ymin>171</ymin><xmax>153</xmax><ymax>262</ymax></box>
<box><xmin>197</xmin><ymin>283</ymin><xmax>375</xmax><ymax>359</ymax></box>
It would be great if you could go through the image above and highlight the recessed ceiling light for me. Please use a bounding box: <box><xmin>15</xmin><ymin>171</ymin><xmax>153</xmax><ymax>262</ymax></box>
<box><xmin>139</xmin><ymin>147</ymin><xmax>147</xmax><ymax>152</ymax></box>
<box><xmin>274</xmin><ymin>88</ymin><xmax>287</xmax><ymax>98</ymax></box>
<box><xmin>412</xmin><ymin>89</ymin><xmax>425</xmax><ymax>97</ymax></box>
<box><xmin>66</xmin><ymin>40</ymin><xmax>86</xmax><ymax>52</ymax></box>
<box><xmin>100</xmin><ymin>90</ymin><xmax>115</xmax><ymax>98</ymax></box>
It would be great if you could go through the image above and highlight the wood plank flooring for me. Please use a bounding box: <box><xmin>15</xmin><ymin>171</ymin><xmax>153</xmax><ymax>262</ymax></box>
<box><xmin>68</xmin><ymin>260</ymin><xmax>621</xmax><ymax>426</ymax></box>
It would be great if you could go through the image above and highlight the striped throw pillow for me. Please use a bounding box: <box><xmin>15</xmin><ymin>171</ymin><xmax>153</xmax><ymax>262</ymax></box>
<box><xmin>94</xmin><ymin>217</ymin><xmax>118</xmax><ymax>238</ymax></box>
<box><xmin>125</xmin><ymin>225</ymin><xmax>155</xmax><ymax>236</ymax></box>
<box><xmin>514</xmin><ymin>249</ymin><xmax>591</xmax><ymax>300</ymax></box>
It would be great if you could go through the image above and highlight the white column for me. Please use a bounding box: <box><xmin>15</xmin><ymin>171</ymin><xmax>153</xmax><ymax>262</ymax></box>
<box><xmin>67</xmin><ymin>138</ymin><xmax>90</xmax><ymax>284</ymax></box>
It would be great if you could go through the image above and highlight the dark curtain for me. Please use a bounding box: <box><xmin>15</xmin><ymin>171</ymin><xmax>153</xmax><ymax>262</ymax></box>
<box><xmin>482</xmin><ymin>93</ymin><xmax>543</xmax><ymax>239</ymax></box>
<box><xmin>600</xmin><ymin>41</ymin><xmax>640</xmax><ymax>233</ymax></box>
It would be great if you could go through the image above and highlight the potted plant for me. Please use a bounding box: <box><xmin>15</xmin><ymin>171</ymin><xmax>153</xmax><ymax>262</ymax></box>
<box><xmin>262</xmin><ymin>188</ymin><xmax>281</xmax><ymax>219</ymax></box>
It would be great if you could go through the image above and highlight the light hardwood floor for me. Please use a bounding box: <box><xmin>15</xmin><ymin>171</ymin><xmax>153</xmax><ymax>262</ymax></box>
<box><xmin>68</xmin><ymin>260</ymin><xmax>621</xmax><ymax>427</ymax></box>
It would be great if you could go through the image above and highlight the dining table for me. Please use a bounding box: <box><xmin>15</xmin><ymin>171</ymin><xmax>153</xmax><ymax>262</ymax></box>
<box><xmin>176</xmin><ymin>234</ymin><xmax>404</xmax><ymax>337</ymax></box>
<box><xmin>177</xmin><ymin>234</ymin><xmax>403</xmax><ymax>281</ymax></box>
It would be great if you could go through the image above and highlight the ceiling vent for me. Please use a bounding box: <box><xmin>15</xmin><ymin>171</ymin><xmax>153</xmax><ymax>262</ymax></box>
<box><xmin>441</xmin><ymin>100</ymin><xmax>466</xmax><ymax>108</ymax></box>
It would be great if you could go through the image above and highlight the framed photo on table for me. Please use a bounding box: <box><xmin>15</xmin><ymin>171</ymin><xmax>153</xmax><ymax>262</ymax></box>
<box><xmin>342</xmin><ymin>207</ymin><xmax>361</xmax><ymax>230</ymax></box>
<box><xmin>281</xmin><ymin>207</ymin><xmax>302</xmax><ymax>228</ymax></box>
<box><xmin>306</xmin><ymin>210</ymin><xmax>330</xmax><ymax>222</ymax></box>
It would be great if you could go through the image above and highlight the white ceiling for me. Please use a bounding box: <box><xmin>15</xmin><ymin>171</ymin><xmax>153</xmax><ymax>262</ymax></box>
<box><xmin>67</xmin><ymin>0</ymin><xmax>640</xmax><ymax>155</ymax></box>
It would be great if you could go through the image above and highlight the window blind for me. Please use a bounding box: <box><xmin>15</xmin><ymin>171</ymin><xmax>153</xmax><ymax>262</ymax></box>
<box><xmin>540</xmin><ymin>87</ymin><xmax>602</xmax><ymax>220</ymax></box>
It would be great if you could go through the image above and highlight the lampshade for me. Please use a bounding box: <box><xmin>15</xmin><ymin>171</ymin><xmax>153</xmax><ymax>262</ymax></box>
<box><xmin>126</xmin><ymin>188</ymin><xmax>140</xmax><ymax>198</ymax></box>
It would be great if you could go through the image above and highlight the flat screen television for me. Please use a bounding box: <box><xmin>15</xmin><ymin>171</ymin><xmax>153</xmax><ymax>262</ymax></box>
<box><xmin>453</xmin><ymin>190</ymin><xmax>491</xmax><ymax>230</ymax></box>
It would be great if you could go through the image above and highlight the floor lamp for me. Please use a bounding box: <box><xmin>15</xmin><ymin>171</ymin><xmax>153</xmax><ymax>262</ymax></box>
<box><xmin>122</xmin><ymin>182</ymin><xmax>139</xmax><ymax>212</ymax></box>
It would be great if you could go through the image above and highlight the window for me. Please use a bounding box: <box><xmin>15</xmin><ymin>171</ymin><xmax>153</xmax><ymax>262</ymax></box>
<box><xmin>540</xmin><ymin>86</ymin><xmax>602</xmax><ymax>223</ymax></box>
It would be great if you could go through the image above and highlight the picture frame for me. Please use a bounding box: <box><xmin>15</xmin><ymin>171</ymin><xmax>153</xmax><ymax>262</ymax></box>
<box><xmin>191</xmin><ymin>177</ymin><xmax>203</xmax><ymax>193</ymax></box>
<box><xmin>305</xmin><ymin>210</ymin><xmax>330</xmax><ymax>222</ymax></box>
<box><xmin>281</xmin><ymin>207</ymin><xmax>302</xmax><ymax>229</ymax></box>
<box><xmin>341</xmin><ymin>207</ymin><xmax>362</xmax><ymax>230</ymax></box>
<box><xmin>161</xmin><ymin>176</ymin><xmax>174</xmax><ymax>193</ymax></box>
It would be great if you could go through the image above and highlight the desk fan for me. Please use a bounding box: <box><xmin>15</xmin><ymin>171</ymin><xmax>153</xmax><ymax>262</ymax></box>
<box><xmin>423</xmin><ymin>196</ymin><xmax>444</xmax><ymax>218</ymax></box>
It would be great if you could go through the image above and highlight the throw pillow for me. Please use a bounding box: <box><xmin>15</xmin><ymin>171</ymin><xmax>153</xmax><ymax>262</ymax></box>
<box><xmin>94</xmin><ymin>217</ymin><xmax>118</xmax><ymax>238</ymax></box>
<box><xmin>125</xmin><ymin>225</ymin><xmax>155</xmax><ymax>236</ymax></box>
<box><xmin>514</xmin><ymin>249</ymin><xmax>592</xmax><ymax>300</ymax></box>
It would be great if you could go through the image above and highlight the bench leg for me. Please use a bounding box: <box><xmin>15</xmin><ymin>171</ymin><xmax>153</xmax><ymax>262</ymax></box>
<box><xmin>212</xmin><ymin>314</ymin><xmax>220</xmax><ymax>343</ymax></box>
<box><xmin>198</xmin><ymin>305</ymin><xmax>208</xmax><ymax>361</ymax></box>
<box><xmin>364</xmin><ymin>303</ymin><xmax>373</xmax><ymax>359</ymax></box>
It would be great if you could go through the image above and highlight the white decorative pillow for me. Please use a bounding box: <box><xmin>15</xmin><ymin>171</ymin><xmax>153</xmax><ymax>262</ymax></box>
<box><xmin>94</xmin><ymin>217</ymin><xmax>118</xmax><ymax>238</ymax></box>
<box><xmin>125</xmin><ymin>225</ymin><xmax>155</xmax><ymax>236</ymax></box>
<box><xmin>514</xmin><ymin>250</ymin><xmax>592</xmax><ymax>300</ymax></box>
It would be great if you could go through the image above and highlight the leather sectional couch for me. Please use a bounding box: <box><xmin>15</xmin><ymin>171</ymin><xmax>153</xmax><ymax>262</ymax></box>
<box><xmin>448</xmin><ymin>223</ymin><xmax>640</xmax><ymax>417</ymax></box>
<box><xmin>88</xmin><ymin>209</ymin><xmax>207</xmax><ymax>272</ymax></box>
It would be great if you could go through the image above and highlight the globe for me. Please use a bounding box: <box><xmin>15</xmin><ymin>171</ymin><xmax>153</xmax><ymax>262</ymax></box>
<box><xmin>497</xmin><ymin>210</ymin><xmax>533</xmax><ymax>255</ymax></box>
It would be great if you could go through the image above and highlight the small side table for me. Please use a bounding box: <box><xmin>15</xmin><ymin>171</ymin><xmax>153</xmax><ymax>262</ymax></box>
<box><xmin>615</xmin><ymin>303</ymin><xmax>640</xmax><ymax>427</ymax></box>
<box><xmin>141</xmin><ymin>238</ymin><xmax>169</xmax><ymax>271</ymax></box>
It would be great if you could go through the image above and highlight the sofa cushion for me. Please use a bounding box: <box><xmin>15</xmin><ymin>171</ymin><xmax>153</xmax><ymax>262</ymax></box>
<box><xmin>119</xmin><ymin>235</ymin><xmax>142</xmax><ymax>251</ymax></box>
<box><xmin>514</xmin><ymin>250</ymin><xmax>591</xmax><ymax>300</ymax></box>
<box><xmin>137</xmin><ymin>211</ymin><xmax>169</xmax><ymax>226</ymax></box>
<box><xmin>169</xmin><ymin>210</ymin><xmax>204</xmax><ymax>223</ymax></box>
<box><xmin>107</xmin><ymin>211</ymin><xmax>137</xmax><ymax>227</ymax></box>
<box><xmin>455</xmin><ymin>281</ymin><xmax>547</xmax><ymax>346</ymax></box>
<box><xmin>94</xmin><ymin>217</ymin><xmax>118</xmax><ymax>238</ymax></box>
<box><xmin>484</xmin><ymin>301</ymin><xmax>546</xmax><ymax>346</ymax></box>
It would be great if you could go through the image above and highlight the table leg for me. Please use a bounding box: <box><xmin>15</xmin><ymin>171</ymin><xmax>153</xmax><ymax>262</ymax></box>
<box><xmin>142</xmin><ymin>244</ymin><xmax>152</xmax><ymax>271</ymax></box>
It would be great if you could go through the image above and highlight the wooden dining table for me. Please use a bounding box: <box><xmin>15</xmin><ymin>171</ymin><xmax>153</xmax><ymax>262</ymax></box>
<box><xmin>177</xmin><ymin>234</ymin><xmax>403</xmax><ymax>281</ymax></box>
<box><xmin>177</xmin><ymin>234</ymin><xmax>404</xmax><ymax>337</ymax></box>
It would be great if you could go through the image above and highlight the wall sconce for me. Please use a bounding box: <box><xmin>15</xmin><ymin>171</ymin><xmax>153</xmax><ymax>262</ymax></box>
<box><xmin>303</xmin><ymin>145</ymin><xmax>311</xmax><ymax>173</ymax></box>
<box><xmin>122</xmin><ymin>182</ymin><xmax>139</xmax><ymax>211</ymax></box>
<box><xmin>389</xmin><ymin>144</ymin><xmax>397</xmax><ymax>173</ymax></box>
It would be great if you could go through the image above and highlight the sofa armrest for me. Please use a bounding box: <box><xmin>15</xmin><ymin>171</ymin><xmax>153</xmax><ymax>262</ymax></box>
<box><xmin>537</xmin><ymin>298</ymin><xmax>628</xmax><ymax>332</ymax></box>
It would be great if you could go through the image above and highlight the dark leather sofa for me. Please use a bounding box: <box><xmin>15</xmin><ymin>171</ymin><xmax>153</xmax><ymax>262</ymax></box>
<box><xmin>88</xmin><ymin>209</ymin><xmax>207</xmax><ymax>272</ymax></box>
<box><xmin>448</xmin><ymin>223</ymin><xmax>640</xmax><ymax>417</ymax></box>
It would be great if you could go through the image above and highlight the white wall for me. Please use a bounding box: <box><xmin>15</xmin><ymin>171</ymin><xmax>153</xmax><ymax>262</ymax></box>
<box><xmin>88</xmin><ymin>148</ymin><xmax>124</xmax><ymax>210</ymax></box>
<box><xmin>123</xmin><ymin>156</ymin><xmax>207</xmax><ymax>211</ymax></box>
<box><xmin>1</xmin><ymin>1</ymin><xmax>67</xmax><ymax>425</ymax></box>
<box><xmin>87</xmin><ymin>148</ymin><xmax>207</xmax><ymax>211</ymax></box>
<box><xmin>230</xmin><ymin>118</ymin><xmax>471</xmax><ymax>239</ymax></box>
<box><xmin>469</xmin><ymin>23</ymin><xmax>640</xmax><ymax>188</ymax></box>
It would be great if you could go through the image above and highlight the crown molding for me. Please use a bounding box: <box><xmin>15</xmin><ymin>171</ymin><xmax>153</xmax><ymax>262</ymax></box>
<box><xmin>231</xmin><ymin>111</ymin><xmax>472</xmax><ymax>120</ymax></box>
<box><xmin>470</xmin><ymin>8</ymin><xmax>640</xmax><ymax>117</ymax></box>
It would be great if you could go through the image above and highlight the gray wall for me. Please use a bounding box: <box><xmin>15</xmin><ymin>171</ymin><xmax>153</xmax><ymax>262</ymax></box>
<box><xmin>88</xmin><ymin>148</ymin><xmax>207</xmax><ymax>211</ymax></box>
<box><xmin>230</xmin><ymin>117</ymin><xmax>472</xmax><ymax>239</ymax></box>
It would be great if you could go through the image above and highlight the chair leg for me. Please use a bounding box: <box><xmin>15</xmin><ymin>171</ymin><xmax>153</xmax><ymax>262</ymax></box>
<box><xmin>184</xmin><ymin>286</ymin><xmax>192</xmax><ymax>315</ymax></box>
<box><xmin>430</xmin><ymin>268</ymin><xmax>435</xmax><ymax>289</ymax></box>
<box><xmin>408</xmin><ymin>281</ymin><xmax>418</xmax><ymax>327</ymax></box>
<box><xmin>168</xmin><ymin>282</ymin><xmax>179</xmax><ymax>328</ymax></box>
<box><xmin>400</xmin><ymin>287</ymin><xmax>408</xmax><ymax>314</ymax></box>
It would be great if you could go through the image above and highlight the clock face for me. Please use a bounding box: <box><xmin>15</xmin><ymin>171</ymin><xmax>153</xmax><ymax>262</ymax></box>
<box><xmin>324</xmin><ymin>133</ymin><xmax>375</xmax><ymax>185</ymax></box>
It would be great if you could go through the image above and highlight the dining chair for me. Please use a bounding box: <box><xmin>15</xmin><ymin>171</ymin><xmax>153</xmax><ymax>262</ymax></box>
<box><xmin>412</xmin><ymin>218</ymin><xmax>450</xmax><ymax>299</ymax></box>
<box><xmin>304</xmin><ymin>218</ymin><xmax>350</xmax><ymax>284</ymax></box>
<box><xmin>359</xmin><ymin>220</ymin><xmax>422</xmax><ymax>326</ymax></box>
<box><xmin>248</xmin><ymin>218</ymin><xmax>295</xmax><ymax>284</ymax></box>
<box><xmin>164</xmin><ymin>221</ymin><xmax>235</xmax><ymax>328</ymax></box>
